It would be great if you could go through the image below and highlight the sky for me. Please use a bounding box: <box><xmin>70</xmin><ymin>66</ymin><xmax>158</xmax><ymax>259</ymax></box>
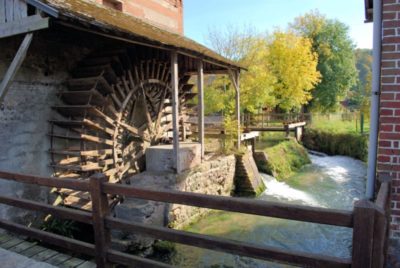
<box><xmin>183</xmin><ymin>0</ymin><xmax>373</xmax><ymax>49</ymax></box>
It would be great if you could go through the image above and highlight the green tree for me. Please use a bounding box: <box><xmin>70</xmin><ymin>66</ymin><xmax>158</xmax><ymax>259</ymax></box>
<box><xmin>348</xmin><ymin>49</ymin><xmax>372</xmax><ymax>114</ymax></box>
<box><xmin>266</xmin><ymin>31</ymin><xmax>321</xmax><ymax>111</ymax></box>
<box><xmin>290</xmin><ymin>11</ymin><xmax>358</xmax><ymax>112</ymax></box>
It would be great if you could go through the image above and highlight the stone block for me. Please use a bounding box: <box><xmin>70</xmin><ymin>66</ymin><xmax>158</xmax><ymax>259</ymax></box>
<box><xmin>146</xmin><ymin>142</ymin><xmax>201</xmax><ymax>172</ymax></box>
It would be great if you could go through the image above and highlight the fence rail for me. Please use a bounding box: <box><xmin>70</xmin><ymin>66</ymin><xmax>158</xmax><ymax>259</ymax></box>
<box><xmin>0</xmin><ymin>170</ymin><xmax>392</xmax><ymax>268</ymax></box>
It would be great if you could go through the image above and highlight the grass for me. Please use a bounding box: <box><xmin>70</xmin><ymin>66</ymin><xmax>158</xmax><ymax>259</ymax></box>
<box><xmin>309</xmin><ymin>113</ymin><xmax>370</xmax><ymax>134</ymax></box>
<box><xmin>255</xmin><ymin>134</ymin><xmax>311</xmax><ymax>180</ymax></box>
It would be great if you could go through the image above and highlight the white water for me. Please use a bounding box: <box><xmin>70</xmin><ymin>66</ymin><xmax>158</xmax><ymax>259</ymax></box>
<box><xmin>172</xmin><ymin>154</ymin><xmax>367</xmax><ymax>268</ymax></box>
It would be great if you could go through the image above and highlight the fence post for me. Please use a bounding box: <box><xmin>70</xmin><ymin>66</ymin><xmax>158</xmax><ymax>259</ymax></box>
<box><xmin>352</xmin><ymin>199</ymin><xmax>376</xmax><ymax>268</ymax></box>
<box><xmin>90</xmin><ymin>173</ymin><xmax>111</xmax><ymax>268</ymax></box>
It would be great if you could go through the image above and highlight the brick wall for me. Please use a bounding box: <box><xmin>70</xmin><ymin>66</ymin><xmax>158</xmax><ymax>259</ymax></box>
<box><xmin>94</xmin><ymin>0</ymin><xmax>183</xmax><ymax>34</ymax></box>
<box><xmin>378</xmin><ymin>0</ymin><xmax>400</xmax><ymax>256</ymax></box>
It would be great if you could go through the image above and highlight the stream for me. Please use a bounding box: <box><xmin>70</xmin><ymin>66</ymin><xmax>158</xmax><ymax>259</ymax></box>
<box><xmin>170</xmin><ymin>155</ymin><xmax>367</xmax><ymax>268</ymax></box>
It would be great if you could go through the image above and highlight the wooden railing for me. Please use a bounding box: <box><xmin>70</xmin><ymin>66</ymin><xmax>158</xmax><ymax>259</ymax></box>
<box><xmin>0</xmin><ymin>170</ymin><xmax>392</xmax><ymax>268</ymax></box>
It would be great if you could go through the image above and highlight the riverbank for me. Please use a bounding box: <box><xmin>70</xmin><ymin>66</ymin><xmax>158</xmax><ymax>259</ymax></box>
<box><xmin>302</xmin><ymin>128</ymin><xmax>368</xmax><ymax>161</ymax></box>
<box><xmin>255</xmin><ymin>135</ymin><xmax>311</xmax><ymax>180</ymax></box>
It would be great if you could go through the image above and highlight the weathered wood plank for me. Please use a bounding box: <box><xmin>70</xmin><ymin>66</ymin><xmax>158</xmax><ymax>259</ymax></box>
<box><xmin>19</xmin><ymin>245</ymin><xmax>47</xmax><ymax>258</ymax></box>
<box><xmin>107</xmin><ymin>249</ymin><xmax>172</xmax><ymax>268</ymax></box>
<box><xmin>0</xmin><ymin>233</ymin><xmax>12</xmax><ymax>243</ymax></box>
<box><xmin>352</xmin><ymin>199</ymin><xmax>375</xmax><ymax>268</ymax></box>
<box><xmin>0</xmin><ymin>33</ymin><xmax>33</xmax><ymax>104</ymax></box>
<box><xmin>0</xmin><ymin>219</ymin><xmax>96</xmax><ymax>257</ymax></box>
<box><xmin>0</xmin><ymin>195</ymin><xmax>92</xmax><ymax>224</ymax></box>
<box><xmin>46</xmin><ymin>253</ymin><xmax>73</xmax><ymax>266</ymax></box>
<box><xmin>76</xmin><ymin>260</ymin><xmax>97</xmax><ymax>268</ymax></box>
<box><xmin>31</xmin><ymin>248</ymin><xmax>59</xmax><ymax>261</ymax></box>
<box><xmin>0</xmin><ymin>0</ymin><xmax>6</xmax><ymax>23</ymax></box>
<box><xmin>9</xmin><ymin>241</ymin><xmax>37</xmax><ymax>253</ymax></box>
<box><xmin>106</xmin><ymin>217</ymin><xmax>351</xmax><ymax>268</ymax></box>
<box><xmin>0</xmin><ymin>170</ymin><xmax>90</xmax><ymax>191</ymax></box>
<box><xmin>4</xmin><ymin>0</ymin><xmax>13</xmax><ymax>22</ymax></box>
<box><xmin>0</xmin><ymin>237</ymin><xmax>24</xmax><ymax>249</ymax></box>
<box><xmin>59</xmin><ymin>257</ymin><xmax>86</xmax><ymax>268</ymax></box>
<box><xmin>197</xmin><ymin>60</ymin><xmax>205</xmax><ymax>160</ymax></box>
<box><xmin>171</xmin><ymin>51</ymin><xmax>180</xmax><ymax>173</ymax></box>
<box><xmin>90</xmin><ymin>174</ymin><xmax>111</xmax><ymax>267</ymax></box>
<box><xmin>18</xmin><ymin>0</ymin><xmax>28</xmax><ymax>19</ymax></box>
<box><xmin>0</xmin><ymin>15</ymin><xmax>48</xmax><ymax>39</ymax></box>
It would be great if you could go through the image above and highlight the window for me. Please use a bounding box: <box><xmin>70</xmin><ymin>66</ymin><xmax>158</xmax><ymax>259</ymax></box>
<box><xmin>102</xmin><ymin>0</ymin><xmax>123</xmax><ymax>11</ymax></box>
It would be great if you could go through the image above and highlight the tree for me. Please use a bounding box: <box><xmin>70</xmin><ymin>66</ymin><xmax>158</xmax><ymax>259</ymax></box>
<box><xmin>205</xmin><ymin>26</ymin><xmax>276</xmax><ymax>115</ymax></box>
<box><xmin>290</xmin><ymin>11</ymin><xmax>358</xmax><ymax>112</ymax></box>
<box><xmin>204</xmin><ymin>26</ymin><xmax>321</xmax><ymax>115</ymax></box>
<box><xmin>265</xmin><ymin>31</ymin><xmax>321</xmax><ymax>111</ymax></box>
<box><xmin>347</xmin><ymin>49</ymin><xmax>372</xmax><ymax>114</ymax></box>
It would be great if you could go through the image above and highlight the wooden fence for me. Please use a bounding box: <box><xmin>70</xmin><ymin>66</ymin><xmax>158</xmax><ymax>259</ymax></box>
<box><xmin>0</xmin><ymin>170</ymin><xmax>392</xmax><ymax>268</ymax></box>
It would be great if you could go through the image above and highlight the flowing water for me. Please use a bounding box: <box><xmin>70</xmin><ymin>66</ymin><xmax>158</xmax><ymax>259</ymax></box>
<box><xmin>170</xmin><ymin>155</ymin><xmax>367</xmax><ymax>268</ymax></box>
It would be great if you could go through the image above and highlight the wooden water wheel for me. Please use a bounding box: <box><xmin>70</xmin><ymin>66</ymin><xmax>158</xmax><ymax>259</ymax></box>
<box><xmin>49</xmin><ymin>48</ymin><xmax>195</xmax><ymax>209</ymax></box>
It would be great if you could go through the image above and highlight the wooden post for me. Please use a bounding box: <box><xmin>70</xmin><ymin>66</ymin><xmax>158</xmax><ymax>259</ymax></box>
<box><xmin>229</xmin><ymin>70</ymin><xmax>241</xmax><ymax>150</ymax></box>
<box><xmin>372</xmin><ymin>207</ymin><xmax>387</xmax><ymax>268</ymax></box>
<box><xmin>171</xmin><ymin>51</ymin><xmax>180</xmax><ymax>173</ymax></box>
<box><xmin>352</xmin><ymin>199</ymin><xmax>376</xmax><ymax>268</ymax></box>
<box><xmin>0</xmin><ymin>33</ymin><xmax>33</xmax><ymax>104</ymax></box>
<box><xmin>197</xmin><ymin>60</ymin><xmax>205</xmax><ymax>160</ymax></box>
<box><xmin>90</xmin><ymin>173</ymin><xmax>111</xmax><ymax>268</ymax></box>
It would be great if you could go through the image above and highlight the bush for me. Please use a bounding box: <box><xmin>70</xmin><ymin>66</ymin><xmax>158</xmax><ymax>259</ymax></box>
<box><xmin>302</xmin><ymin>129</ymin><xmax>368</xmax><ymax>161</ymax></box>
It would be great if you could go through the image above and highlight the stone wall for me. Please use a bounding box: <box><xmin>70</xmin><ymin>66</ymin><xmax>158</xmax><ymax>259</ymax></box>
<box><xmin>112</xmin><ymin>154</ymin><xmax>236</xmax><ymax>251</ymax></box>
<box><xmin>0</xmin><ymin>32</ymin><xmax>95</xmax><ymax>223</ymax></box>
<box><xmin>170</xmin><ymin>155</ymin><xmax>236</xmax><ymax>229</ymax></box>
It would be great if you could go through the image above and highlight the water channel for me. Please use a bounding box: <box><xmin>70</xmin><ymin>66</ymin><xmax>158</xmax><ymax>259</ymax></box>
<box><xmin>170</xmin><ymin>154</ymin><xmax>367</xmax><ymax>267</ymax></box>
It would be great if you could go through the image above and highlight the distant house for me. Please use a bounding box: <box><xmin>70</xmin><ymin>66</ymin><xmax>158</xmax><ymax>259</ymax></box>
<box><xmin>364</xmin><ymin>0</ymin><xmax>400</xmax><ymax>263</ymax></box>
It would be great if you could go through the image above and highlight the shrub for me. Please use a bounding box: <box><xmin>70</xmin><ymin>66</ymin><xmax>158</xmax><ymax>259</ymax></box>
<box><xmin>302</xmin><ymin>129</ymin><xmax>368</xmax><ymax>161</ymax></box>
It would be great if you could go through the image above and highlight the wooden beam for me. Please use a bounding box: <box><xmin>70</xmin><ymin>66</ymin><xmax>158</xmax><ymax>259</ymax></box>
<box><xmin>171</xmin><ymin>51</ymin><xmax>180</xmax><ymax>173</ymax></box>
<box><xmin>229</xmin><ymin>70</ymin><xmax>241</xmax><ymax>150</ymax></box>
<box><xmin>197</xmin><ymin>60</ymin><xmax>205</xmax><ymax>160</ymax></box>
<box><xmin>0</xmin><ymin>15</ymin><xmax>49</xmax><ymax>39</ymax></box>
<box><xmin>0</xmin><ymin>0</ymin><xmax>6</xmax><ymax>23</ymax></box>
<box><xmin>0</xmin><ymin>33</ymin><xmax>33</xmax><ymax>103</ymax></box>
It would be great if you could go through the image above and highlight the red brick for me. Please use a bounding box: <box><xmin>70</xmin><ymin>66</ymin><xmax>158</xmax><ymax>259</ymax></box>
<box><xmin>381</xmin><ymin>92</ymin><xmax>395</xmax><ymax>100</ymax></box>
<box><xmin>384</xmin><ymin>28</ymin><xmax>396</xmax><ymax>36</ymax></box>
<box><xmin>381</xmin><ymin>108</ymin><xmax>395</xmax><ymax>116</ymax></box>
<box><xmin>380</xmin><ymin>124</ymin><xmax>394</xmax><ymax>132</ymax></box>
<box><xmin>382</xmin><ymin>69</ymin><xmax>400</xmax><ymax>75</ymax></box>
<box><xmin>383</xmin><ymin>21</ymin><xmax>400</xmax><ymax>29</ymax></box>
<box><xmin>382</xmin><ymin>60</ymin><xmax>397</xmax><ymax>68</ymax></box>
<box><xmin>379</xmin><ymin>148</ymin><xmax>400</xmax><ymax>155</ymax></box>
<box><xmin>383</xmin><ymin>12</ymin><xmax>397</xmax><ymax>20</ymax></box>
<box><xmin>380</xmin><ymin>116</ymin><xmax>400</xmax><ymax>123</ymax></box>
<box><xmin>380</xmin><ymin>132</ymin><xmax>400</xmax><ymax>139</ymax></box>
<box><xmin>381</xmin><ymin>101</ymin><xmax>400</xmax><ymax>108</ymax></box>
<box><xmin>381</xmin><ymin>85</ymin><xmax>399</xmax><ymax>91</ymax></box>
<box><xmin>378</xmin><ymin>155</ymin><xmax>392</xmax><ymax>162</ymax></box>
<box><xmin>382</xmin><ymin>52</ymin><xmax>400</xmax><ymax>60</ymax></box>
<box><xmin>379</xmin><ymin>140</ymin><xmax>392</xmax><ymax>147</ymax></box>
<box><xmin>383</xmin><ymin>4</ymin><xmax>400</xmax><ymax>12</ymax></box>
<box><xmin>382</xmin><ymin>77</ymin><xmax>396</xmax><ymax>84</ymax></box>
<box><xmin>383</xmin><ymin>44</ymin><xmax>397</xmax><ymax>52</ymax></box>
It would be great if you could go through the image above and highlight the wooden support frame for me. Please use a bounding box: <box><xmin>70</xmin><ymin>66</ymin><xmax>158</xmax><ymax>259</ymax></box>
<box><xmin>0</xmin><ymin>33</ymin><xmax>33</xmax><ymax>104</ymax></box>
<box><xmin>197</xmin><ymin>60</ymin><xmax>205</xmax><ymax>160</ymax></box>
<box><xmin>0</xmin><ymin>15</ymin><xmax>49</xmax><ymax>39</ymax></box>
<box><xmin>171</xmin><ymin>51</ymin><xmax>180</xmax><ymax>173</ymax></box>
<box><xmin>229</xmin><ymin>70</ymin><xmax>241</xmax><ymax>150</ymax></box>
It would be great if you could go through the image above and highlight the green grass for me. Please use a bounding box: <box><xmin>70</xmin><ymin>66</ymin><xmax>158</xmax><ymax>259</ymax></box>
<box><xmin>309</xmin><ymin>113</ymin><xmax>370</xmax><ymax>134</ymax></box>
<box><xmin>255</xmin><ymin>136</ymin><xmax>311</xmax><ymax>180</ymax></box>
